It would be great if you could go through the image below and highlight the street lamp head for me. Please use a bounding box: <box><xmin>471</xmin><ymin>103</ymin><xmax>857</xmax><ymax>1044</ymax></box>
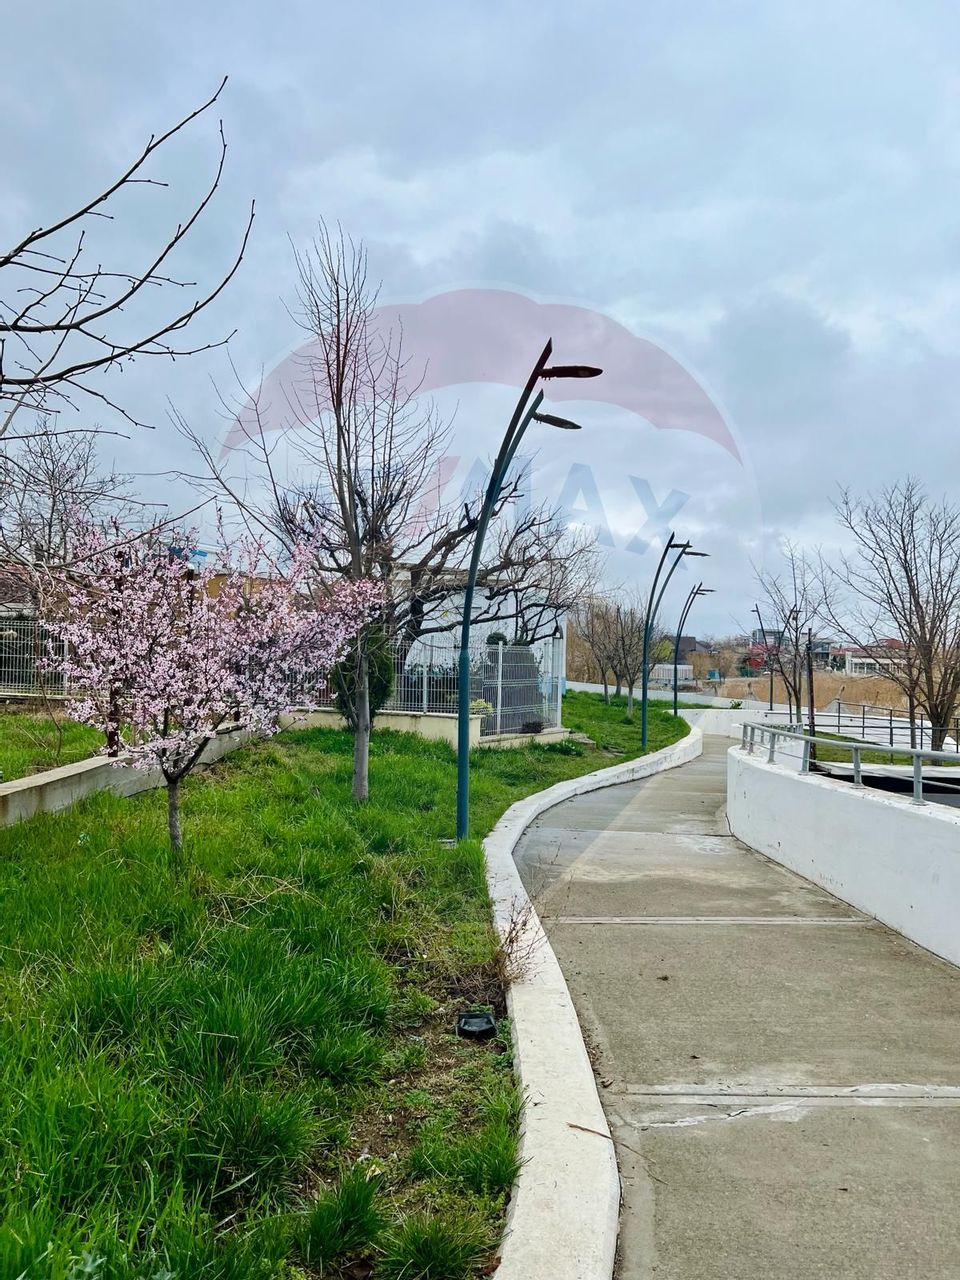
<box><xmin>541</xmin><ymin>364</ymin><xmax>603</xmax><ymax>379</ymax></box>
<box><xmin>682</xmin><ymin>549</ymin><xmax>709</xmax><ymax>558</ymax></box>
<box><xmin>531</xmin><ymin>411</ymin><xmax>583</xmax><ymax>431</ymax></box>
<box><xmin>697</xmin><ymin>587</ymin><xmax>715</xmax><ymax>595</ymax></box>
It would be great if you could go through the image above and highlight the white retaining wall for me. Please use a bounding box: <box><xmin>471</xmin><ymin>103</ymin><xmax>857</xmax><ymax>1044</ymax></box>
<box><xmin>727</xmin><ymin>746</ymin><xmax>960</xmax><ymax>967</ymax></box>
<box><xmin>0</xmin><ymin>728</ymin><xmax>255</xmax><ymax>827</ymax></box>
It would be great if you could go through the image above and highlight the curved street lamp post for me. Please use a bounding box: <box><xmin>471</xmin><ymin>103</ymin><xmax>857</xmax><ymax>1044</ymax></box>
<box><xmin>456</xmin><ymin>340</ymin><xmax>601</xmax><ymax>840</ymax></box>
<box><xmin>672</xmin><ymin>583</ymin><xmax>714</xmax><ymax>715</ymax></box>
<box><xmin>640</xmin><ymin>533</ymin><xmax>708</xmax><ymax>748</ymax></box>
<box><xmin>752</xmin><ymin>602</ymin><xmax>775</xmax><ymax>711</ymax></box>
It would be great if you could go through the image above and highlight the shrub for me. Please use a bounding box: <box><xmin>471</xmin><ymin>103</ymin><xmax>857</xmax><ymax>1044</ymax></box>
<box><xmin>291</xmin><ymin>1165</ymin><xmax>383</xmax><ymax>1271</ymax></box>
<box><xmin>376</xmin><ymin>1211</ymin><xmax>491</xmax><ymax>1280</ymax></box>
<box><xmin>332</xmin><ymin>624</ymin><xmax>395</xmax><ymax>729</ymax></box>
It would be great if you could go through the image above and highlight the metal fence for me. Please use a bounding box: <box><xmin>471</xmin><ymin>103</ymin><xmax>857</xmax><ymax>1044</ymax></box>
<box><xmin>740</xmin><ymin>722</ymin><xmax>960</xmax><ymax>805</ymax></box>
<box><xmin>0</xmin><ymin>616</ymin><xmax>65</xmax><ymax>697</ymax></box>
<box><xmin>758</xmin><ymin>699</ymin><xmax>960</xmax><ymax>752</ymax></box>
<box><xmin>0</xmin><ymin>617</ymin><xmax>563</xmax><ymax>738</ymax></box>
<box><xmin>303</xmin><ymin>633</ymin><xmax>564</xmax><ymax>737</ymax></box>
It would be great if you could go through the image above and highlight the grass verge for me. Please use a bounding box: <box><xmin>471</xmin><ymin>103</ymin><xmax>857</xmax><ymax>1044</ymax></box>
<box><xmin>0</xmin><ymin>710</ymin><xmax>102</xmax><ymax>782</ymax></box>
<box><xmin>812</xmin><ymin>730</ymin><xmax>960</xmax><ymax>767</ymax></box>
<box><xmin>0</xmin><ymin>692</ymin><xmax>686</xmax><ymax>1278</ymax></box>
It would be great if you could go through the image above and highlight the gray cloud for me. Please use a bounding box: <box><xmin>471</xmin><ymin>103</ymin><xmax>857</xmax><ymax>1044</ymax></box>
<box><xmin>3</xmin><ymin>0</ymin><xmax>960</xmax><ymax>633</ymax></box>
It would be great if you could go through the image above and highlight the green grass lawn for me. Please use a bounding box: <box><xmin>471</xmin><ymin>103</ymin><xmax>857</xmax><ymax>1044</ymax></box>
<box><xmin>0</xmin><ymin>693</ymin><xmax>685</xmax><ymax>1279</ymax></box>
<box><xmin>0</xmin><ymin>711</ymin><xmax>103</xmax><ymax>782</ymax></box>
<box><xmin>812</xmin><ymin>730</ymin><xmax>960</xmax><ymax>767</ymax></box>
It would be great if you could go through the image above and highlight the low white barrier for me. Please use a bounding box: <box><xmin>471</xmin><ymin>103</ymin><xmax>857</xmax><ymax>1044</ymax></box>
<box><xmin>0</xmin><ymin>728</ymin><xmax>254</xmax><ymax>827</ymax></box>
<box><xmin>566</xmin><ymin>680</ymin><xmax>757</xmax><ymax>709</ymax></box>
<box><xmin>727</xmin><ymin>745</ymin><xmax>960</xmax><ymax>967</ymax></box>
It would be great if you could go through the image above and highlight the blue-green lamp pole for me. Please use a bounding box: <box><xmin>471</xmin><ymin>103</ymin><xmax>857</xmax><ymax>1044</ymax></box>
<box><xmin>456</xmin><ymin>340</ymin><xmax>602</xmax><ymax>840</ymax></box>
<box><xmin>640</xmin><ymin>533</ymin><xmax>708</xmax><ymax>748</ymax></box>
<box><xmin>672</xmin><ymin>583</ymin><xmax>713</xmax><ymax>715</ymax></box>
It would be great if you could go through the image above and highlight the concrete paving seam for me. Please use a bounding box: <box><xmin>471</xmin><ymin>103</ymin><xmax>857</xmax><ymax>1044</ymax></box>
<box><xmin>484</xmin><ymin>725</ymin><xmax>704</xmax><ymax>1280</ymax></box>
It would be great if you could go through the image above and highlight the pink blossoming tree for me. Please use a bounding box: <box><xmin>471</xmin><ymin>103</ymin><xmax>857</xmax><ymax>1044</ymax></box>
<box><xmin>43</xmin><ymin>524</ymin><xmax>379</xmax><ymax>857</ymax></box>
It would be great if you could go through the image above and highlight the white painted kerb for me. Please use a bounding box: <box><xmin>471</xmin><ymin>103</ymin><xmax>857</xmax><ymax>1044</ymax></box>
<box><xmin>485</xmin><ymin>726</ymin><xmax>703</xmax><ymax>1280</ymax></box>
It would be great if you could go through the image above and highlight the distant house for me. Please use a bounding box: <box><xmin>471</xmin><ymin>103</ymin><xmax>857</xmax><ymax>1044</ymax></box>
<box><xmin>750</xmin><ymin>626</ymin><xmax>784</xmax><ymax>647</ymax></box>
<box><xmin>840</xmin><ymin>639</ymin><xmax>907</xmax><ymax>677</ymax></box>
<box><xmin>650</xmin><ymin>661</ymin><xmax>693</xmax><ymax>684</ymax></box>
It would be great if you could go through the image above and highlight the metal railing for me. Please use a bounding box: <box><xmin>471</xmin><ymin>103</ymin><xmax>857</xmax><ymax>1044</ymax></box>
<box><xmin>743</xmin><ymin>701</ymin><xmax>960</xmax><ymax>753</ymax></box>
<box><xmin>739</xmin><ymin>721</ymin><xmax>960</xmax><ymax>805</ymax></box>
<box><xmin>825</xmin><ymin>700</ymin><xmax>959</xmax><ymax>752</ymax></box>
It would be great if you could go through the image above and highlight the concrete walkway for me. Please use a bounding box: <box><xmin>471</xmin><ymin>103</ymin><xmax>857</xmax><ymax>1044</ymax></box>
<box><xmin>514</xmin><ymin>738</ymin><xmax>960</xmax><ymax>1279</ymax></box>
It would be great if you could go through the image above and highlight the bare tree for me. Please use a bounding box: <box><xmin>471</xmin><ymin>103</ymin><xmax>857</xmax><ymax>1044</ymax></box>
<box><xmin>614</xmin><ymin>594</ymin><xmax>648</xmax><ymax>718</ymax></box>
<box><xmin>825</xmin><ymin>479</ymin><xmax>960</xmax><ymax>749</ymax></box>
<box><xmin>0</xmin><ymin>78</ymin><xmax>253</xmax><ymax>439</ymax></box>
<box><xmin>189</xmin><ymin>224</ymin><xmax>596</xmax><ymax>801</ymax></box>
<box><xmin>755</xmin><ymin>543</ymin><xmax>826</xmax><ymax>722</ymax></box>
<box><xmin>572</xmin><ymin>594</ymin><xmax>620</xmax><ymax>701</ymax></box>
<box><xmin>0</xmin><ymin>419</ymin><xmax>143</xmax><ymax>584</ymax></box>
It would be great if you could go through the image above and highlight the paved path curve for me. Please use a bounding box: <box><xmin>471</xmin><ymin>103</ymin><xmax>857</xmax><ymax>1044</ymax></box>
<box><xmin>513</xmin><ymin>737</ymin><xmax>960</xmax><ymax>1279</ymax></box>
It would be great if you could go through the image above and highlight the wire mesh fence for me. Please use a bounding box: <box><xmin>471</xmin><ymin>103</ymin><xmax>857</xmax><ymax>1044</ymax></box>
<box><xmin>0</xmin><ymin>616</ymin><xmax>66</xmax><ymax>698</ymax></box>
<box><xmin>0</xmin><ymin>616</ymin><xmax>564</xmax><ymax>739</ymax></box>
<box><xmin>302</xmin><ymin>632</ymin><xmax>563</xmax><ymax>737</ymax></box>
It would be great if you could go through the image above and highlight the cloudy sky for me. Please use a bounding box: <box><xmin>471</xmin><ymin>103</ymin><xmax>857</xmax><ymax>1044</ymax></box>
<box><xmin>4</xmin><ymin>1</ymin><xmax>959</xmax><ymax>633</ymax></box>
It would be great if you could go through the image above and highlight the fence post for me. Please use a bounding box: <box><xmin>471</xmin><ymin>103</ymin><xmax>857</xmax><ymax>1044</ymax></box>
<box><xmin>889</xmin><ymin>707</ymin><xmax>894</xmax><ymax>748</ymax></box>
<box><xmin>495</xmin><ymin>641</ymin><xmax>504</xmax><ymax>736</ymax></box>
<box><xmin>553</xmin><ymin>633</ymin><xmax>563</xmax><ymax>729</ymax></box>
<box><xmin>767</xmin><ymin>730</ymin><xmax>777</xmax><ymax>764</ymax></box>
<box><xmin>837</xmin><ymin>701</ymin><xmax>841</xmax><ymax>733</ymax></box>
<box><xmin>862</xmin><ymin>704</ymin><xmax>866</xmax><ymax>737</ymax></box>
<box><xmin>801</xmin><ymin>738</ymin><xmax>810</xmax><ymax>772</ymax></box>
<box><xmin>853</xmin><ymin>746</ymin><xmax>862</xmax><ymax>786</ymax></box>
<box><xmin>912</xmin><ymin>753</ymin><xmax>924</xmax><ymax>804</ymax></box>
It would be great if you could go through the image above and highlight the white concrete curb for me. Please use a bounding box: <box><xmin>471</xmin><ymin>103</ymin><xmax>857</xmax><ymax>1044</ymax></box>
<box><xmin>485</xmin><ymin>725</ymin><xmax>703</xmax><ymax>1280</ymax></box>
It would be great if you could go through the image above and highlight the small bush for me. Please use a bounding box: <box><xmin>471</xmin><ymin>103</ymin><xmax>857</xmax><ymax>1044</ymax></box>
<box><xmin>332</xmin><ymin>625</ymin><xmax>395</xmax><ymax>729</ymax></box>
<box><xmin>309</xmin><ymin>1026</ymin><xmax>384</xmax><ymax>1084</ymax></box>
<box><xmin>292</xmin><ymin>1165</ymin><xmax>383</xmax><ymax>1271</ymax></box>
<box><xmin>535</xmin><ymin>738</ymin><xmax>584</xmax><ymax>756</ymax></box>
<box><xmin>409</xmin><ymin>1118</ymin><xmax>520</xmax><ymax>1195</ymax></box>
<box><xmin>376</xmin><ymin>1211</ymin><xmax>491</xmax><ymax>1280</ymax></box>
<box><xmin>182</xmin><ymin>1084</ymin><xmax>320</xmax><ymax>1203</ymax></box>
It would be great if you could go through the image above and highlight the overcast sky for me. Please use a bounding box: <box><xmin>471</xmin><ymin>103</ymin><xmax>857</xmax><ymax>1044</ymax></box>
<box><xmin>4</xmin><ymin>1</ymin><xmax>959</xmax><ymax>634</ymax></box>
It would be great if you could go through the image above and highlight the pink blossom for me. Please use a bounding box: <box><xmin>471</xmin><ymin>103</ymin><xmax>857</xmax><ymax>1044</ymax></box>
<box><xmin>42</xmin><ymin>523</ymin><xmax>380</xmax><ymax>789</ymax></box>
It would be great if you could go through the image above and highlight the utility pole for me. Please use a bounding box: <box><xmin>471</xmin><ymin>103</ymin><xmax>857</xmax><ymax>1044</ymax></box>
<box><xmin>806</xmin><ymin>627</ymin><xmax>817</xmax><ymax>761</ymax></box>
<box><xmin>752</xmin><ymin>603</ymin><xmax>774</xmax><ymax>712</ymax></box>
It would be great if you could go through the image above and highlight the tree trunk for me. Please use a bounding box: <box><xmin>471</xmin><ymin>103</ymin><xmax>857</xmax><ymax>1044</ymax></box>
<box><xmin>908</xmin><ymin>689</ymin><xmax>917</xmax><ymax>750</ymax></box>
<box><xmin>626</xmin><ymin>682</ymin><xmax>634</xmax><ymax>718</ymax></box>
<box><xmin>352</xmin><ymin>646</ymin><xmax>371</xmax><ymax>803</ymax></box>
<box><xmin>107</xmin><ymin>683</ymin><xmax>121</xmax><ymax>756</ymax></box>
<box><xmin>167</xmin><ymin>778</ymin><xmax>182</xmax><ymax>860</ymax></box>
<box><xmin>602</xmin><ymin>675</ymin><xmax>610</xmax><ymax>704</ymax></box>
<box><xmin>614</xmin><ymin>674</ymin><xmax>622</xmax><ymax>697</ymax></box>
